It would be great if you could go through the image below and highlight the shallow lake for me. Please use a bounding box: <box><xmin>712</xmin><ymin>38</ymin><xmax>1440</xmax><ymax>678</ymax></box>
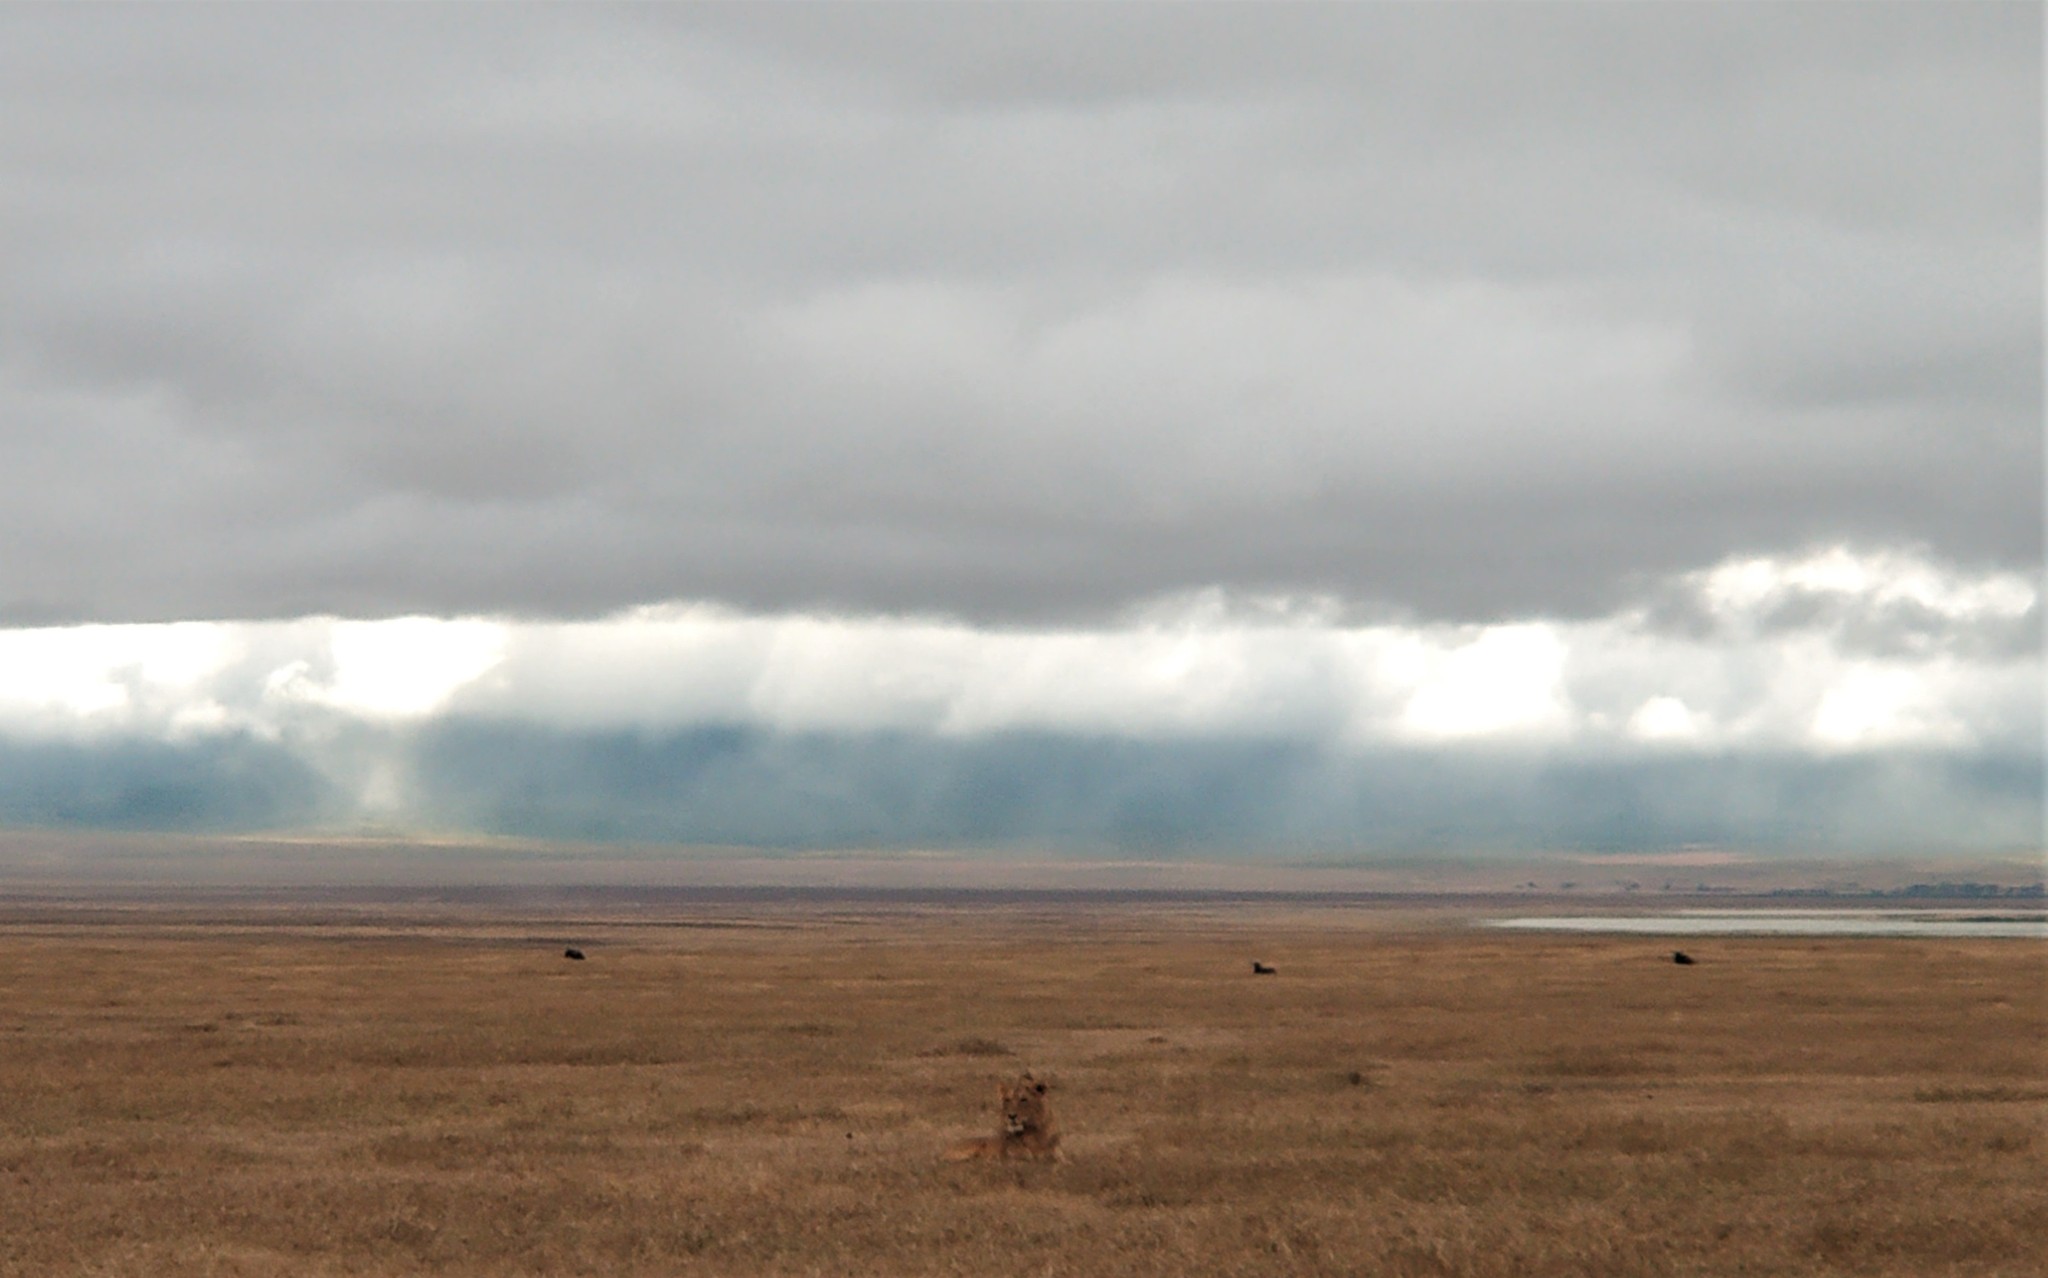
<box><xmin>1485</xmin><ymin>910</ymin><xmax>2048</xmax><ymax>938</ymax></box>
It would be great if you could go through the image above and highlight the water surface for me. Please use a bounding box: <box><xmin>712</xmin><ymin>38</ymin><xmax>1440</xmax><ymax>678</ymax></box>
<box><xmin>1486</xmin><ymin>910</ymin><xmax>2048</xmax><ymax>938</ymax></box>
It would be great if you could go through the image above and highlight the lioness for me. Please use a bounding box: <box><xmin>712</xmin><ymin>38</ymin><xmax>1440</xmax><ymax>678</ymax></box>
<box><xmin>944</xmin><ymin>1071</ymin><xmax>1063</xmax><ymax>1162</ymax></box>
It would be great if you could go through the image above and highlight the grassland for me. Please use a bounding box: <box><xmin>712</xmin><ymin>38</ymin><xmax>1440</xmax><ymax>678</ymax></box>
<box><xmin>1</xmin><ymin>897</ymin><xmax>2042</xmax><ymax>1276</ymax></box>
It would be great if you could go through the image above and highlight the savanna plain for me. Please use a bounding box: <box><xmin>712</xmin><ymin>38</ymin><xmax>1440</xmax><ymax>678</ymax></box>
<box><xmin>2</xmin><ymin>894</ymin><xmax>2042</xmax><ymax>1277</ymax></box>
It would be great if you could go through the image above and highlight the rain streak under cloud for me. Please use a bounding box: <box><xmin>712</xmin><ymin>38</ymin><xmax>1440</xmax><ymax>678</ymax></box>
<box><xmin>0</xmin><ymin>4</ymin><xmax>2038</xmax><ymax>856</ymax></box>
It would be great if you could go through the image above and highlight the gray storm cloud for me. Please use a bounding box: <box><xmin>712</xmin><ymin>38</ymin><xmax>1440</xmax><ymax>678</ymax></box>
<box><xmin>1</xmin><ymin>6</ymin><xmax>2037</xmax><ymax>857</ymax></box>
<box><xmin>0</xmin><ymin>3</ymin><xmax>2037</xmax><ymax>626</ymax></box>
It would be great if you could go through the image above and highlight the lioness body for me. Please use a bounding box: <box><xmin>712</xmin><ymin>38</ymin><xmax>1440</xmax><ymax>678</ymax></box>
<box><xmin>945</xmin><ymin>1072</ymin><xmax>1062</xmax><ymax>1162</ymax></box>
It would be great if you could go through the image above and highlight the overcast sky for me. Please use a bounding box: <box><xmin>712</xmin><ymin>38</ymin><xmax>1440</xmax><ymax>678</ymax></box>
<box><xmin>0</xmin><ymin>3</ymin><xmax>2039</xmax><ymax>859</ymax></box>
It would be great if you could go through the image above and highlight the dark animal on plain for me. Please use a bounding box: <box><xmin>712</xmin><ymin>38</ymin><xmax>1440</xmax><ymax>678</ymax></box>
<box><xmin>1672</xmin><ymin>951</ymin><xmax>1695</xmax><ymax>965</ymax></box>
<box><xmin>564</xmin><ymin>948</ymin><xmax>586</xmax><ymax>961</ymax></box>
<box><xmin>1252</xmin><ymin>961</ymin><xmax>1276</xmax><ymax>975</ymax></box>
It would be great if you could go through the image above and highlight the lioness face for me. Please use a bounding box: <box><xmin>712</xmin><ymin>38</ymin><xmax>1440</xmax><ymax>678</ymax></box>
<box><xmin>1000</xmin><ymin>1076</ymin><xmax>1049</xmax><ymax>1134</ymax></box>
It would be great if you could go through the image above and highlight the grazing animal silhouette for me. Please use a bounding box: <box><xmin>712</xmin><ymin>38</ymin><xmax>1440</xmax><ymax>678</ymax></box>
<box><xmin>1251</xmin><ymin>961</ymin><xmax>1276</xmax><ymax>975</ymax></box>
<box><xmin>564</xmin><ymin>948</ymin><xmax>586</xmax><ymax>961</ymax></box>
<box><xmin>944</xmin><ymin>1072</ymin><xmax>1063</xmax><ymax>1162</ymax></box>
<box><xmin>1672</xmin><ymin>951</ymin><xmax>1695</xmax><ymax>965</ymax></box>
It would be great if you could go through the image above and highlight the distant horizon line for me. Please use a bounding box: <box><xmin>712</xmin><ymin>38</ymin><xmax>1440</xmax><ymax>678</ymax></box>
<box><xmin>1</xmin><ymin>828</ymin><xmax>2039</xmax><ymax>898</ymax></box>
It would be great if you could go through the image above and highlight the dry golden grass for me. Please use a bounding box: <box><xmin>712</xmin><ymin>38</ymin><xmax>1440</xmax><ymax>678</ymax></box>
<box><xmin>1</xmin><ymin>900</ymin><xmax>2043</xmax><ymax>1276</ymax></box>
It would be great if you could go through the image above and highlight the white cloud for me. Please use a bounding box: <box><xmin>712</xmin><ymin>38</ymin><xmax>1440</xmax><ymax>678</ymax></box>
<box><xmin>1628</xmin><ymin>696</ymin><xmax>1704</xmax><ymax>743</ymax></box>
<box><xmin>1393</xmin><ymin>625</ymin><xmax>1572</xmax><ymax>741</ymax></box>
<box><xmin>0</xmin><ymin>616</ymin><xmax>506</xmax><ymax>740</ymax></box>
<box><xmin>1694</xmin><ymin>546</ymin><xmax>2037</xmax><ymax>626</ymax></box>
<box><xmin>0</xmin><ymin>622</ymin><xmax>236</xmax><ymax>732</ymax></box>
<box><xmin>1808</xmin><ymin>663</ymin><xmax>1969</xmax><ymax>750</ymax></box>
<box><xmin>305</xmin><ymin>618</ymin><xmax>508</xmax><ymax>719</ymax></box>
<box><xmin>0</xmin><ymin>548</ymin><xmax>2032</xmax><ymax>761</ymax></box>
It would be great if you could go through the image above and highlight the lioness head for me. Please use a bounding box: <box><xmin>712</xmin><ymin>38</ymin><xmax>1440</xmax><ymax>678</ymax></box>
<box><xmin>946</xmin><ymin>1070</ymin><xmax>1062</xmax><ymax>1161</ymax></box>
<box><xmin>1000</xmin><ymin>1073</ymin><xmax>1051</xmax><ymax>1134</ymax></box>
